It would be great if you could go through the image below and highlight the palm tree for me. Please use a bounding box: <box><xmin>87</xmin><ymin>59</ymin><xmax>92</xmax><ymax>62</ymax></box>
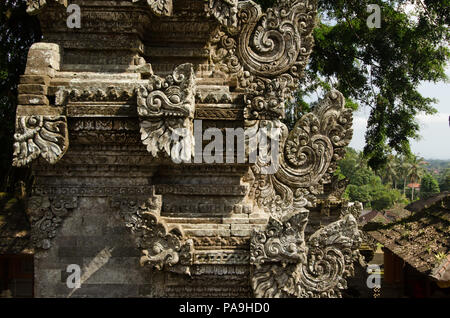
<box><xmin>383</xmin><ymin>155</ymin><xmax>399</xmax><ymax>188</ymax></box>
<box><xmin>407</xmin><ymin>155</ymin><xmax>426</xmax><ymax>201</ymax></box>
<box><xmin>398</xmin><ymin>155</ymin><xmax>410</xmax><ymax>196</ymax></box>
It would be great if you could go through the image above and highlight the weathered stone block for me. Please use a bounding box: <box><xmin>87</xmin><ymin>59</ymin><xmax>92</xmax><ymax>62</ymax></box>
<box><xmin>20</xmin><ymin>74</ymin><xmax>50</xmax><ymax>86</ymax></box>
<box><xmin>18</xmin><ymin>84</ymin><xmax>48</xmax><ymax>95</ymax></box>
<box><xmin>222</xmin><ymin>218</ymin><xmax>250</xmax><ymax>224</ymax></box>
<box><xmin>18</xmin><ymin>94</ymin><xmax>49</xmax><ymax>105</ymax></box>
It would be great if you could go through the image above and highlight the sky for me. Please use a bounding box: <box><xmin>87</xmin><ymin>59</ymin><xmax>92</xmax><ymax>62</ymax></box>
<box><xmin>349</xmin><ymin>68</ymin><xmax>450</xmax><ymax>160</ymax></box>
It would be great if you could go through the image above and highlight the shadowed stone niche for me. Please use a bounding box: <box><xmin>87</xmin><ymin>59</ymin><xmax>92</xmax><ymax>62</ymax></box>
<box><xmin>16</xmin><ymin>0</ymin><xmax>362</xmax><ymax>298</ymax></box>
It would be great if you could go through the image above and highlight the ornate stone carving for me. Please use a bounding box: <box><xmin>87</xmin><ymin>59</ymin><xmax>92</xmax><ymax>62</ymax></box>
<box><xmin>248</xmin><ymin>91</ymin><xmax>353</xmax><ymax>219</ymax></box>
<box><xmin>137</xmin><ymin>63</ymin><xmax>196</xmax><ymax>161</ymax></box>
<box><xmin>12</xmin><ymin>115</ymin><xmax>69</xmax><ymax>167</ymax></box>
<box><xmin>112</xmin><ymin>197</ymin><xmax>194</xmax><ymax>272</ymax></box>
<box><xmin>207</xmin><ymin>0</ymin><xmax>317</xmax><ymax>120</ymax></box>
<box><xmin>205</xmin><ymin>0</ymin><xmax>239</xmax><ymax>29</ymax></box>
<box><xmin>26</xmin><ymin>196</ymin><xmax>78</xmax><ymax>249</ymax></box>
<box><xmin>249</xmin><ymin>90</ymin><xmax>360</xmax><ymax>298</ymax></box>
<box><xmin>132</xmin><ymin>0</ymin><xmax>173</xmax><ymax>17</ymax></box>
<box><xmin>55</xmin><ymin>87</ymin><xmax>135</xmax><ymax>105</ymax></box>
<box><xmin>250</xmin><ymin>210</ymin><xmax>309</xmax><ymax>265</ymax></box>
<box><xmin>251</xmin><ymin>206</ymin><xmax>362</xmax><ymax>298</ymax></box>
<box><xmin>26</xmin><ymin>0</ymin><xmax>67</xmax><ymax>15</ymax></box>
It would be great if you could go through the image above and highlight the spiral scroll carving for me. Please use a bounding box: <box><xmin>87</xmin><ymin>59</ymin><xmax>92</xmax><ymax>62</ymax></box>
<box><xmin>207</xmin><ymin>0</ymin><xmax>317</xmax><ymax>120</ymax></box>
<box><xmin>250</xmin><ymin>90</ymin><xmax>360</xmax><ymax>298</ymax></box>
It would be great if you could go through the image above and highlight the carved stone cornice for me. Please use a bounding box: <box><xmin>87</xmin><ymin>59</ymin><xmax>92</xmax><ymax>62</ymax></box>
<box><xmin>112</xmin><ymin>197</ymin><xmax>194</xmax><ymax>274</ymax></box>
<box><xmin>26</xmin><ymin>195</ymin><xmax>78</xmax><ymax>249</ymax></box>
<box><xmin>12</xmin><ymin>115</ymin><xmax>69</xmax><ymax>167</ymax></box>
<box><xmin>28</xmin><ymin>0</ymin><xmax>172</xmax><ymax>17</ymax></box>
<box><xmin>137</xmin><ymin>63</ymin><xmax>196</xmax><ymax>161</ymax></box>
<box><xmin>26</xmin><ymin>0</ymin><xmax>67</xmax><ymax>15</ymax></box>
<box><xmin>207</xmin><ymin>0</ymin><xmax>317</xmax><ymax>120</ymax></box>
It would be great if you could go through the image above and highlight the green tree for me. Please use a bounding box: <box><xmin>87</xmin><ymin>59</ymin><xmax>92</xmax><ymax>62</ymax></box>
<box><xmin>406</xmin><ymin>155</ymin><xmax>426</xmax><ymax>200</ymax></box>
<box><xmin>438</xmin><ymin>168</ymin><xmax>450</xmax><ymax>192</ymax></box>
<box><xmin>420</xmin><ymin>173</ymin><xmax>440</xmax><ymax>199</ymax></box>
<box><xmin>0</xmin><ymin>0</ymin><xmax>41</xmax><ymax>191</ymax></box>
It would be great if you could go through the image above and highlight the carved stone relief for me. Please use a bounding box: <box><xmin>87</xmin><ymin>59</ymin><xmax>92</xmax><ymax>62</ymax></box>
<box><xmin>136</xmin><ymin>63</ymin><xmax>196</xmax><ymax>161</ymax></box>
<box><xmin>132</xmin><ymin>0</ymin><xmax>173</xmax><ymax>17</ymax></box>
<box><xmin>26</xmin><ymin>195</ymin><xmax>78</xmax><ymax>249</ymax></box>
<box><xmin>207</xmin><ymin>0</ymin><xmax>316</xmax><ymax>120</ymax></box>
<box><xmin>19</xmin><ymin>0</ymin><xmax>362</xmax><ymax>298</ymax></box>
<box><xmin>111</xmin><ymin>196</ymin><xmax>194</xmax><ymax>274</ymax></box>
<box><xmin>248</xmin><ymin>91</ymin><xmax>360</xmax><ymax>298</ymax></box>
<box><xmin>12</xmin><ymin>115</ymin><xmax>69</xmax><ymax>167</ymax></box>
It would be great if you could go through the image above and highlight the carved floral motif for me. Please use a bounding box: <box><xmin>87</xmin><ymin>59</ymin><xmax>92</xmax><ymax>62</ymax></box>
<box><xmin>137</xmin><ymin>63</ymin><xmax>196</xmax><ymax>161</ymax></box>
<box><xmin>26</xmin><ymin>196</ymin><xmax>78</xmax><ymax>249</ymax></box>
<box><xmin>12</xmin><ymin>115</ymin><xmax>69</xmax><ymax>167</ymax></box>
<box><xmin>55</xmin><ymin>87</ymin><xmax>135</xmax><ymax>105</ymax></box>
<box><xmin>251</xmin><ymin>206</ymin><xmax>362</xmax><ymax>298</ymax></box>
<box><xmin>205</xmin><ymin>0</ymin><xmax>238</xmax><ymax>30</ymax></box>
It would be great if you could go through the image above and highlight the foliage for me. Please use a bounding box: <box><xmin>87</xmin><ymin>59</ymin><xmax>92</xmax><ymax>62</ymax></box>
<box><xmin>336</xmin><ymin>147</ymin><xmax>408</xmax><ymax>210</ymax></box>
<box><xmin>0</xmin><ymin>0</ymin><xmax>41</xmax><ymax>191</ymax></box>
<box><xmin>438</xmin><ymin>168</ymin><xmax>450</xmax><ymax>192</ymax></box>
<box><xmin>420</xmin><ymin>173</ymin><xmax>440</xmax><ymax>199</ymax></box>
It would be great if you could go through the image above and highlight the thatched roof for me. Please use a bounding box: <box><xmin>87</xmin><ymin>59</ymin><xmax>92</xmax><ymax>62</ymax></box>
<box><xmin>367</xmin><ymin>192</ymin><xmax>450</xmax><ymax>282</ymax></box>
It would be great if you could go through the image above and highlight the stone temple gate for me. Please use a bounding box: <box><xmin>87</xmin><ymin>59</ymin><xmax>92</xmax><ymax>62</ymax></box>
<box><xmin>14</xmin><ymin>0</ymin><xmax>362</xmax><ymax>297</ymax></box>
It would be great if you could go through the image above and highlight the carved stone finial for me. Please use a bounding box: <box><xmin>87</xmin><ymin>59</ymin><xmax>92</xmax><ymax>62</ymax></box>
<box><xmin>137</xmin><ymin>63</ymin><xmax>196</xmax><ymax>161</ymax></box>
<box><xmin>12</xmin><ymin>115</ymin><xmax>69</xmax><ymax>167</ymax></box>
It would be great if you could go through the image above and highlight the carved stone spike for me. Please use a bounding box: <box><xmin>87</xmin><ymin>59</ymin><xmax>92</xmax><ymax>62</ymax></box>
<box><xmin>112</xmin><ymin>197</ymin><xmax>194</xmax><ymax>272</ymax></box>
<box><xmin>26</xmin><ymin>196</ymin><xmax>78</xmax><ymax>250</ymax></box>
<box><xmin>132</xmin><ymin>0</ymin><xmax>173</xmax><ymax>17</ymax></box>
<box><xmin>26</xmin><ymin>0</ymin><xmax>67</xmax><ymax>15</ymax></box>
<box><xmin>12</xmin><ymin>115</ymin><xmax>69</xmax><ymax>167</ymax></box>
<box><xmin>137</xmin><ymin>63</ymin><xmax>196</xmax><ymax>160</ymax></box>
